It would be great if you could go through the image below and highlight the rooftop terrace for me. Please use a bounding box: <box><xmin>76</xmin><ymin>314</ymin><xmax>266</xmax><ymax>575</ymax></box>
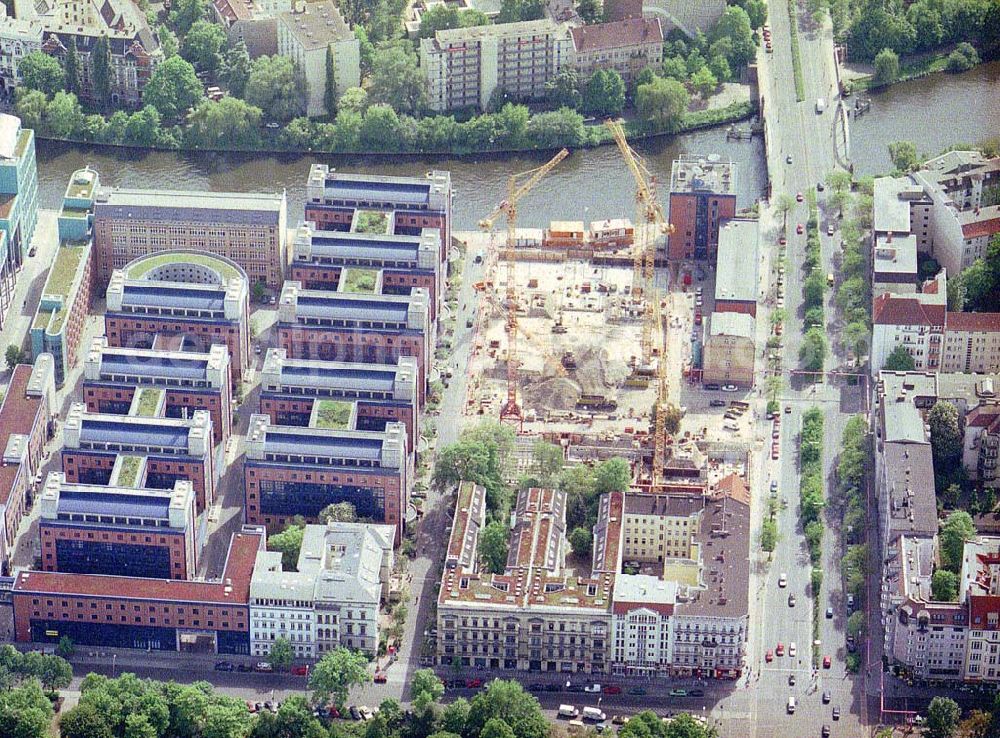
<box><xmin>125</xmin><ymin>251</ymin><xmax>244</xmax><ymax>283</ymax></box>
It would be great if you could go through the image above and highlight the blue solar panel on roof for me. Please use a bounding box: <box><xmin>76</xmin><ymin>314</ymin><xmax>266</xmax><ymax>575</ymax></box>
<box><xmin>80</xmin><ymin>419</ymin><xmax>189</xmax><ymax>448</ymax></box>
<box><xmin>101</xmin><ymin>353</ymin><xmax>208</xmax><ymax>380</ymax></box>
<box><xmin>310</xmin><ymin>236</ymin><xmax>419</xmax><ymax>262</ymax></box>
<box><xmin>296</xmin><ymin>296</ymin><xmax>409</xmax><ymax>322</ymax></box>
<box><xmin>325</xmin><ymin>180</ymin><xmax>429</xmax><ymax>206</ymax></box>
<box><xmin>122</xmin><ymin>285</ymin><xmax>225</xmax><ymax>311</ymax></box>
<box><xmin>281</xmin><ymin>365</ymin><xmax>397</xmax><ymax>391</ymax></box>
<box><xmin>57</xmin><ymin>490</ymin><xmax>171</xmax><ymax>519</ymax></box>
<box><xmin>264</xmin><ymin>431</ymin><xmax>382</xmax><ymax>459</ymax></box>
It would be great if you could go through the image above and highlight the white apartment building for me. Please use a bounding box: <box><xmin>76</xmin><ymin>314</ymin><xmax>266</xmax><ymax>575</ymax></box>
<box><xmin>611</xmin><ymin>576</ymin><xmax>675</xmax><ymax>674</ymax></box>
<box><xmin>962</xmin><ymin>537</ymin><xmax>1000</xmax><ymax>684</ymax></box>
<box><xmin>871</xmin><ymin>272</ymin><xmax>947</xmax><ymax>376</ymax></box>
<box><xmin>250</xmin><ymin>521</ymin><xmax>394</xmax><ymax>658</ymax></box>
<box><xmin>276</xmin><ymin>1</ymin><xmax>360</xmax><ymax>118</ymax></box>
<box><xmin>0</xmin><ymin>8</ymin><xmax>42</xmax><ymax>93</ymax></box>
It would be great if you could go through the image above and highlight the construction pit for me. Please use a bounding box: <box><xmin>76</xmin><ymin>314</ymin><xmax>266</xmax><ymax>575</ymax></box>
<box><xmin>464</xmin><ymin>255</ymin><xmax>692</xmax><ymax>437</ymax></box>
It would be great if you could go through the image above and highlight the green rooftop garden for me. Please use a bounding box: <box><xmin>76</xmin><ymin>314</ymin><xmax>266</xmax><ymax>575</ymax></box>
<box><xmin>60</xmin><ymin>206</ymin><xmax>90</xmax><ymax>219</ymax></box>
<box><xmin>341</xmin><ymin>268</ymin><xmax>378</xmax><ymax>294</ymax></box>
<box><xmin>32</xmin><ymin>310</ymin><xmax>53</xmax><ymax>331</ymax></box>
<box><xmin>126</xmin><ymin>251</ymin><xmax>243</xmax><ymax>283</ymax></box>
<box><xmin>354</xmin><ymin>210</ymin><xmax>389</xmax><ymax>235</ymax></box>
<box><xmin>42</xmin><ymin>244</ymin><xmax>86</xmax><ymax>299</ymax></box>
<box><xmin>134</xmin><ymin>388</ymin><xmax>164</xmax><ymax>417</ymax></box>
<box><xmin>117</xmin><ymin>455</ymin><xmax>142</xmax><ymax>488</ymax></box>
<box><xmin>312</xmin><ymin>400</ymin><xmax>353</xmax><ymax>430</ymax></box>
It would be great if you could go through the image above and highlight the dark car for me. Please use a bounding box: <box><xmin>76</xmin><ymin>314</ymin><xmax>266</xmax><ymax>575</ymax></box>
<box><xmin>545</xmin><ymin>684</ymin><xmax>562</xmax><ymax>692</ymax></box>
<box><xmin>567</xmin><ymin>684</ymin><xmax>586</xmax><ymax>693</ymax></box>
<box><xmin>788</xmin><ymin>674</ymin><xmax>796</xmax><ymax>686</ymax></box>
<box><xmin>710</xmin><ymin>399</ymin><xmax>727</xmax><ymax>407</ymax></box>
<box><xmin>627</xmin><ymin>687</ymin><xmax>647</xmax><ymax>696</ymax></box>
<box><xmin>349</xmin><ymin>706</ymin><xmax>362</xmax><ymax>721</ymax></box>
<box><xmin>832</xmin><ymin>707</ymin><xmax>841</xmax><ymax>720</ymax></box>
<box><xmin>704</xmin><ymin>383</ymin><xmax>721</xmax><ymax>391</ymax></box>
<box><xmin>214</xmin><ymin>661</ymin><xmax>234</xmax><ymax>671</ymax></box>
<box><xmin>826</xmin><ymin>607</ymin><xmax>834</xmax><ymax>619</ymax></box>
<box><xmin>528</xmin><ymin>684</ymin><xmax>546</xmax><ymax>692</ymax></box>
<box><xmin>689</xmin><ymin>689</ymin><xmax>704</xmax><ymax>697</ymax></box>
<box><xmin>822</xmin><ymin>691</ymin><xmax>831</xmax><ymax>704</ymax></box>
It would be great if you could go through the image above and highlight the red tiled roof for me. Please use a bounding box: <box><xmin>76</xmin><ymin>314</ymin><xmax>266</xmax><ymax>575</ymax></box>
<box><xmin>873</xmin><ymin>293</ymin><xmax>946</xmax><ymax>327</ymax></box>
<box><xmin>962</xmin><ymin>218</ymin><xmax>1000</xmax><ymax>240</ymax></box>
<box><xmin>969</xmin><ymin>594</ymin><xmax>1000</xmax><ymax>630</ymax></box>
<box><xmin>967</xmin><ymin>405</ymin><xmax>1000</xmax><ymax>428</ymax></box>
<box><xmin>13</xmin><ymin>530</ymin><xmax>263</xmax><ymax>603</ymax></box>
<box><xmin>0</xmin><ymin>365</ymin><xmax>44</xmax><ymax>508</ymax></box>
<box><xmin>946</xmin><ymin>311</ymin><xmax>1000</xmax><ymax>333</ymax></box>
<box><xmin>714</xmin><ymin>473</ymin><xmax>751</xmax><ymax>506</ymax></box>
<box><xmin>612</xmin><ymin>600</ymin><xmax>674</xmax><ymax>616</ymax></box>
<box><xmin>570</xmin><ymin>18</ymin><xmax>662</xmax><ymax>52</ymax></box>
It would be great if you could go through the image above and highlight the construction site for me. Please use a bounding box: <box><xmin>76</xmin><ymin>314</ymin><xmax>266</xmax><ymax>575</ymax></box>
<box><xmin>456</xmin><ymin>127</ymin><xmax>757</xmax><ymax>492</ymax></box>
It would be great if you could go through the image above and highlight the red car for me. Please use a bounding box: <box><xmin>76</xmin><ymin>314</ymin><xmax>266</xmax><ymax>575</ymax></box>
<box><xmin>796</xmin><ymin>223</ymin><xmax>805</xmax><ymax>234</ymax></box>
<box><xmin>776</xmin><ymin>643</ymin><xmax>785</xmax><ymax>656</ymax></box>
<box><xmin>823</xmin><ymin>656</ymin><xmax>832</xmax><ymax>669</ymax></box>
<box><xmin>291</xmin><ymin>664</ymin><xmax>309</xmax><ymax>676</ymax></box>
<box><xmin>771</xmin><ymin>443</ymin><xmax>780</xmax><ymax>460</ymax></box>
<box><xmin>603</xmin><ymin>685</ymin><xmax>622</xmax><ymax>695</ymax></box>
<box><xmin>796</xmin><ymin>192</ymin><xmax>804</xmax><ymax>202</ymax></box>
<box><xmin>374</xmin><ymin>672</ymin><xmax>387</xmax><ymax>683</ymax></box>
<box><xmin>695</xmin><ymin>312</ymin><xmax>702</xmax><ymax>325</ymax></box>
<box><xmin>247</xmin><ymin>701</ymin><xmax>258</xmax><ymax>714</ymax></box>
<box><xmin>778</xmin><ymin>236</ymin><xmax>787</xmax><ymax>245</ymax></box>
<box><xmin>465</xmin><ymin>678</ymin><xmax>482</xmax><ymax>689</ymax></box>
<box><xmin>765</xmin><ymin>650</ymin><xmax>774</xmax><ymax>663</ymax></box>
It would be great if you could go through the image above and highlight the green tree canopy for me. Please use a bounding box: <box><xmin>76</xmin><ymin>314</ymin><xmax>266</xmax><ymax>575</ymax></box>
<box><xmin>939</xmin><ymin>510</ymin><xmax>976</xmax><ymax>573</ymax></box>
<box><xmin>268</xmin><ymin>636</ymin><xmax>295</xmax><ymax>669</ymax></box>
<box><xmin>800</xmin><ymin>327</ymin><xmax>828</xmax><ymax>372</ymax></box>
<box><xmin>186</xmin><ymin>97</ymin><xmax>262</xmax><ymax>149</ymax></box>
<box><xmin>168</xmin><ymin>0</ymin><xmax>209</xmax><ymax>34</ymax></box>
<box><xmin>181</xmin><ymin>19</ymin><xmax>227</xmax><ymax>72</ymax></box>
<box><xmin>568</xmin><ymin>526</ymin><xmax>592</xmax><ymax>558</ymax></box>
<box><xmin>410</xmin><ymin>669</ymin><xmax>444</xmax><ymax>709</ymax></box>
<box><xmin>636</xmin><ymin>75</ymin><xmax>689</xmax><ymax>128</ymax></box>
<box><xmin>928</xmin><ymin>401</ymin><xmax>963</xmax><ymax>471</ymax></box>
<box><xmin>873</xmin><ymin>47</ymin><xmax>900</xmax><ymax>85</ymax></box>
<box><xmin>925</xmin><ymin>696</ymin><xmax>960</xmax><ymax>738</ymax></box>
<box><xmin>245</xmin><ymin>55</ymin><xmax>306</xmax><ymax>123</ymax></box>
<box><xmin>883</xmin><ymin>345</ymin><xmax>916</xmax><ymax>371</ymax></box>
<box><xmin>582</xmin><ymin>69</ymin><xmax>625</xmax><ymax>115</ymax></box>
<box><xmin>143</xmin><ymin>56</ymin><xmax>203</xmax><ymax>120</ymax></box>
<box><xmin>369</xmin><ymin>46</ymin><xmax>427</xmax><ymax>115</ymax></box>
<box><xmin>888</xmin><ymin>140</ymin><xmax>920</xmax><ymax>173</ymax></box>
<box><xmin>219</xmin><ymin>42</ymin><xmax>252</xmax><ymax>97</ymax></box>
<box><xmin>308</xmin><ymin>648</ymin><xmax>371</xmax><ymax>710</ymax></box>
<box><xmin>19</xmin><ymin>52</ymin><xmax>64</xmax><ymax>95</ymax></box>
<box><xmin>709</xmin><ymin>6</ymin><xmax>755</xmax><ymax>68</ymax></box>
<box><xmin>465</xmin><ymin>680</ymin><xmax>548</xmax><ymax>738</ymax></box>
<box><xmin>268</xmin><ymin>523</ymin><xmax>305</xmax><ymax>570</ymax></box>
<box><xmin>478</xmin><ymin>521</ymin><xmax>509</xmax><ymax>574</ymax></box>
<box><xmin>931</xmin><ymin>569</ymin><xmax>960</xmax><ymax>601</ymax></box>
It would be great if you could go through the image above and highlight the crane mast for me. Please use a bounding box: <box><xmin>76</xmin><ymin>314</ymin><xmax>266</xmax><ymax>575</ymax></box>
<box><xmin>479</xmin><ymin>148</ymin><xmax>569</xmax><ymax>427</ymax></box>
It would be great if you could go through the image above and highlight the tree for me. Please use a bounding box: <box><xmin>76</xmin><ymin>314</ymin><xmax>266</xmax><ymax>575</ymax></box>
<box><xmin>159</xmin><ymin>26</ymin><xmax>179</xmax><ymax>59</ymax></box>
<box><xmin>497</xmin><ymin>0</ymin><xmax>544</xmax><ymax>22</ymax></box>
<box><xmin>804</xmin><ymin>271</ymin><xmax>826</xmax><ymax>309</ymax></box>
<box><xmin>883</xmin><ymin>345</ymin><xmax>916</xmax><ymax>371</ymax></box>
<box><xmin>410</xmin><ymin>669</ymin><xmax>444</xmax><ymax>709</ymax></box>
<box><xmin>888</xmin><ymin>140</ymin><xmax>920</xmax><ymax>173</ymax></box>
<box><xmin>63</xmin><ymin>39</ymin><xmax>80</xmax><ymax>95</ymax></box>
<box><xmin>369</xmin><ymin>46</ymin><xmax>426</xmax><ymax>115</ymax></box>
<box><xmin>325</xmin><ymin>45</ymin><xmax>337</xmax><ymax>117</ymax></box>
<box><xmin>19</xmin><ymin>51</ymin><xmax>64</xmax><ymax>96</ymax></box>
<box><xmin>56</xmin><ymin>635</ymin><xmax>75</xmax><ymax>658</ymax></box>
<box><xmin>91</xmin><ymin>35</ymin><xmax>111</xmax><ymax>110</ymax></box>
<box><xmin>338</xmin><ymin>86</ymin><xmax>368</xmax><ymax>114</ymax></box>
<box><xmin>0</xmin><ymin>681</ymin><xmax>54</xmax><ymax>738</ymax></box>
<box><xmin>433</xmin><ymin>421</ymin><xmax>515</xmax><ymax>514</ymax></box>
<box><xmin>15</xmin><ymin>90</ymin><xmax>47</xmax><ymax>132</ymax></box>
<box><xmin>947</xmin><ymin>41</ymin><xmax>980</xmax><ymax>71</ymax></box>
<box><xmin>5</xmin><ymin>344</ymin><xmax>24</xmax><ymax>369</ymax></box>
<box><xmin>308</xmin><ymin>648</ymin><xmax>370</xmax><ymax>710</ymax></box>
<box><xmin>800</xmin><ymin>327</ymin><xmax>828</xmax><ymax>372</ymax></box>
<box><xmin>582</xmin><ymin>69</ymin><xmax>624</xmax><ymax>115</ymax></box>
<box><xmin>577</xmin><ymin>0</ymin><xmax>602</xmax><ymax>23</ymax></box>
<box><xmin>465</xmin><ymin>680</ymin><xmax>548</xmax><ymax>738</ymax></box>
<box><xmin>568</xmin><ymin>526</ymin><xmax>592</xmax><ymax>558</ymax></box>
<box><xmin>186</xmin><ymin>97</ymin><xmax>262</xmax><ymax>148</ymax></box>
<box><xmin>359</xmin><ymin>104</ymin><xmax>403</xmax><ymax>150</ymax></box>
<box><xmin>268</xmin><ymin>637</ymin><xmax>295</xmax><ymax>670</ymax></box>
<box><xmin>182</xmin><ymin>19</ymin><xmax>226</xmax><ymax>72</ymax></box>
<box><xmin>774</xmin><ymin>193</ymin><xmax>795</xmax><ymax>228</ymax></box>
<box><xmin>690</xmin><ymin>66</ymin><xmax>718</xmax><ymax>97</ymax></box>
<box><xmin>319</xmin><ymin>501</ymin><xmax>356</xmax><ymax>523</ymax></box>
<box><xmin>144</xmin><ymin>56</ymin><xmax>202</xmax><ymax>120</ymax></box>
<box><xmin>708</xmin><ymin>53</ymin><xmax>731</xmax><ymax>82</ymax></box>
<box><xmin>846</xmin><ymin>610</ymin><xmax>866</xmax><ymax>640</ymax></box>
<box><xmin>932</xmin><ymin>569</ymin><xmax>959</xmax><ymax>601</ymax></box>
<box><xmin>59</xmin><ymin>702</ymin><xmax>113</xmax><ymax>738</ymax></box>
<box><xmin>928</xmin><ymin>401</ymin><xmax>963</xmax><ymax>471</ymax></box>
<box><xmin>268</xmin><ymin>523</ymin><xmax>304</xmax><ymax>570</ymax></box>
<box><xmin>45</xmin><ymin>91</ymin><xmax>83</xmax><ymax>138</ymax></box>
<box><xmin>219</xmin><ymin>42</ymin><xmax>251</xmax><ymax>97</ymax></box>
<box><xmin>523</xmin><ymin>107</ymin><xmax>586</xmax><ymax>147</ymax></box>
<box><xmin>926</xmin><ymin>696</ymin><xmax>960</xmax><ymax>738</ymax></box>
<box><xmin>595</xmin><ymin>457</ymin><xmax>631</xmax><ymax>493</ymax></box>
<box><xmin>873</xmin><ymin>47</ymin><xmax>900</xmax><ymax>86</ymax></box>
<box><xmin>636</xmin><ymin>75</ymin><xmax>689</xmax><ymax>128</ymax></box>
<box><xmin>659</xmin><ymin>403</ymin><xmax>682</xmax><ymax>435</ymax></box>
<box><xmin>169</xmin><ymin>0</ymin><xmax>208</xmax><ymax>35</ymax></box>
<box><xmin>481</xmin><ymin>718</ymin><xmax>516</xmax><ymax>738</ymax></box>
<box><xmin>124</xmin><ymin>713</ymin><xmax>157</xmax><ymax>738</ymax></box>
<box><xmin>826</xmin><ymin>169</ymin><xmax>852</xmax><ymax>194</ymax></box>
<box><xmin>245</xmin><ymin>56</ymin><xmax>306</xmax><ymax>124</ymax></box>
<box><xmin>939</xmin><ymin>511</ymin><xmax>976</xmax><ymax>573</ymax></box>
<box><xmin>530</xmin><ymin>441</ymin><xmax>564</xmax><ymax>485</ymax></box>
<box><xmin>418</xmin><ymin>5</ymin><xmax>461</xmax><ymax>36</ymax></box>
<box><xmin>710</xmin><ymin>6</ymin><xmax>755</xmax><ymax>68</ymax></box>
<box><xmin>441</xmin><ymin>699</ymin><xmax>470</xmax><ymax>735</ymax></box>
<box><xmin>478</xmin><ymin>520</ymin><xmax>509</xmax><ymax>574</ymax></box>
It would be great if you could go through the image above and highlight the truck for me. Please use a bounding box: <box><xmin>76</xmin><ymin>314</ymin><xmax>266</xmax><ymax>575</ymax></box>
<box><xmin>582</xmin><ymin>707</ymin><xmax>606</xmax><ymax>722</ymax></box>
<box><xmin>815</xmin><ymin>98</ymin><xmax>826</xmax><ymax>113</ymax></box>
<box><xmin>558</xmin><ymin>705</ymin><xmax>580</xmax><ymax>719</ymax></box>
<box><xmin>576</xmin><ymin>394</ymin><xmax>618</xmax><ymax>412</ymax></box>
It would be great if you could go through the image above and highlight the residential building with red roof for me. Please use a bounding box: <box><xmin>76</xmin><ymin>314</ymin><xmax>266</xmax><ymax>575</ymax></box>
<box><xmin>569</xmin><ymin>17</ymin><xmax>663</xmax><ymax>84</ymax></box>
<box><xmin>12</xmin><ymin>526</ymin><xmax>264</xmax><ymax>654</ymax></box>
<box><xmin>960</xmin><ymin>537</ymin><xmax>1000</xmax><ymax>683</ymax></box>
<box><xmin>0</xmin><ymin>358</ymin><xmax>55</xmax><ymax>575</ymax></box>
<box><xmin>871</xmin><ymin>273</ymin><xmax>947</xmax><ymax>377</ymax></box>
<box><xmin>943</xmin><ymin>312</ymin><xmax>1000</xmax><ymax>373</ymax></box>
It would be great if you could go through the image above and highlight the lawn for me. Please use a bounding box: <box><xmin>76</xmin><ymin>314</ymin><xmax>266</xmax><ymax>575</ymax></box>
<box><xmin>135</xmin><ymin>388</ymin><xmax>164</xmax><ymax>417</ymax></box>
<box><xmin>354</xmin><ymin>210</ymin><xmax>389</xmax><ymax>235</ymax></box>
<box><xmin>312</xmin><ymin>400</ymin><xmax>353</xmax><ymax>430</ymax></box>
<box><xmin>127</xmin><ymin>251</ymin><xmax>242</xmax><ymax>282</ymax></box>
<box><xmin>42</xmin><ymin>244</ymin><xmax>86</xmax><ymax>299</ymax></box>
<box><xmin>342</xmin><ymin>268</ymin><xmax>378</xmax><ymax>293</ymax></box>
<box><xmin>117</xmin><ymin>456</ymin><xmax>142</xmax><ymax>487</ymax></box>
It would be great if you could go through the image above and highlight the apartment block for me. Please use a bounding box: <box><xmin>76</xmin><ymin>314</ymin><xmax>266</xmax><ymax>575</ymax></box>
<box><xmin>304</xmin><ymin>165</ymin><xmax>453</xmax><ymax>262</ymax></box>
<box><xmin>871</xmin><ymin>272</ymin><xmax>947</xmax><ymax>376</ymax></box>
<box><xmin>421</xmin><ymin>19</ymin><xmax>573</xmax><ymax>112</ymax></box>
<box><xmin>276</xmin><ymin>1</ymin><xmax>360</xmax><ymax>117</ymax></box>
<box><xmin>260</xmin><ymin>348</ymin><xmax>418</xmax><ymax>450</ymax></box>
<box><xmin>276</xmin><ymin>281</ymin><xmax>431</xmax><ymax>405</ymax></box>
<box><xmin>103</xmin><ymin>251</ymin><xmax>250</xmax><ymax>385</ymax></box>
<box><xmin>61</xmin><ymin>403</ymin><xmax>216</xmax><ymax>513</ymax></box>
<box><xmin>1</xmin><ymin>0</ymin><xmax>161</xmax><ymax>107</ymax></box>
<box><xmin>702</xmin><ymin>313</ymin><xmax>756</xmax><ymax>387</ymax></box>
<box><xmin>249</xmin><ymin>521</ymin><xmax>394</xmax><ymax>658</ymax></box>
<box><xmin>244</xmin><ymin>414</ymin><xmax>409</xmax><ymax>542</ymax></box>
<box><xmin>12</xmin><ymin>527</ymin><xmax>264</xmax><ymax>654</ymax></box>
<box><xmin>37</xmin><ymin>472</ymin><xmax>198</xmax><ymax>580</ymax></box>
<box><xmin>942</xmin><ymin>313</ymin><xmax>1000</xmax><ymax>374</ymax></box>
<box><xmin>667</xmin><ymin>157</ymin><xmax>736</xmax><ymax>261</ymax></box>
<box><xmin>83</xmin><ymin>338</ymin><xmax>233</xmax><ymax>447</ymax></box>
<box><xmin>961</xmin><ymin>537</ymin><xmax>1000</xmax><ymax>684</ymax></box>
<box><xmin>0</xmin><ymin>114</ymin><xmax>38</xmax><ymax>327</ymax></box>
<box><xmin>965</xmin><ymin>401</ymin><xmax>1000</xmax><ymax>487</ymax></box>
<box><xmin>569</xmin><ymin>18</ymin><xmax>662</xmax><ymax>84</ymax></box>
<box><xmin>31</xmin><ymin>168</ymin><xmax>97</xmax><ymax>386</ymax></box>
<box><xmin>92</xmin><ymin>186</ymin><xmax>288</xmax><ymax>288</ymax></box>
<box><xmin>0</xmin><ymin>359</ymin><xmax>55</xmax><ymax>575</ymax></box>
<box><xmin>290</xmin><ymin>222</ymin><xmax>443</xmax><ymax>319</ymax></box>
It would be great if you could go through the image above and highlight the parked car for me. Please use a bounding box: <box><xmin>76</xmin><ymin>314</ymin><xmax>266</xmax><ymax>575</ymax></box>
<box><xmin>359</xmin><ymin>706</ymin><xmax>374</xmax><ymax>721</ymax></box>
<box><xmin>796</xmin><ymin>192</ymin><xmax>804</xmax><ymax>202</ymax></box>
<box><xmin>822</xmin><ymin>691</ymin><xmax>831</xmax><ymax>704</ymax></box>
<box><xmin>703</xmin><ymin>383</ymin><xmax>721</xmax><ymax>391</ymax></box>
<box><xmin>529</xmin><ymin>684</ymin><xmax>547</xmax><ymax>692</ymax></box>
<box><xmin>465</xmin><ymin>679</ymin><xmax>482</xmax><ymax>689</ymax></box>
<box><xmin>823</xmin><ymin>655</ymin><xmax>832</xmax><ymax>669</ymax></box>
<box><xmin>602</xmin><ymin>685</ymin><xmax>621</xmax><ymax>695</ymax></box>
<box><xmin>788</xmin><ymin>674</ymin><xmax>796</xmax><ymax>686</ymax></box>
<box><xmin>822</xmin><ymin>725</ymin><xmax>830</xmax><ymax>737</ymax></box>
<box><xmin>291</xmin><ymin>664</ymin><xmax>309</xmax><ymax>676</ymax></box>
<box><xmin>374</xmin><ymin>672</ymin><xmax>387</xmax><ymax>683</ymax></box>
<box><xmin>776</xmin><ymin>643</ymin><xmax>785</xmax><ymax>656</ymax></box>
<box><xmin>584</xmin><ymin>684</ymin><xmax>602</xmax><ymax>694</ymax></box>
<box><xmin>826</xmin><ymin>607</ymin><xmax>834</xmax><ymax>619</ymax></box>
<box><xmin>689</xmin><ymin>689</ymin><xmax>704</xmax><ymax>697</ymax></box>
<box><xmin>254</xmin><ymin>662</ymin><xmax>273</xmax><ymax>673</ymax></box>
<box><xmin>832</xmin><ymin>707</ymin><xmax>841</xmax><ymax>720</ymax></box>
<box><xmin>214</xmin><ymin>661</ymin><xmax>234</xmax><ymax>671</ymax></box>
<box><xmin>626</xmin><ymin>687</ymin><xmax>647</xmax><ymax>696</ymax></box>
<box><xmin>788</xmin><ymin>594</ymin><xmax>796</xmax><ymax>607</ymax></box>
<box><xmin>789</xmin><ymin>642</ymin><xmax>797</xmax><ymax>657</ymax></box>
<box><xmin>246</xmin><ymin>701</ymin><xmax>258</xmax><ymax>713</ymax></box>
<box><xmin>765</xmin><ymin>650</ymin><xmax>774</xmax><ymax>662</ymax></box>
<box><xmin>721</xmin><ymin>384</ymin><xmax>738</xmax><ymax>392</ymax></box>
<box><xmin>710</xmin><ymin>399</ymin><xmax>727</xmax><ymax>407</ymax></box>
<box><xmin>669</xmin><ymin>689</ymin><xmax>687</xmax><ymax>697</ymax></box>
<box><xmin>349</xmin><ymin>706</ymin><xmax>362</xmax><ymax>721</ymax></box>
<box><xmin>796</xmin><ymin>223</ymin><xmax>805</xmax><ymax>234</ymax></box>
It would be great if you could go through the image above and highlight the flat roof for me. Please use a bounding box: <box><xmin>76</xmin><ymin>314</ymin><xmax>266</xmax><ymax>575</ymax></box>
<box><xmin>321</xmin><ymin>178</ymin><xmax>431</xmax><ymax>207</ymax></box>
<box><xmin>308</xmin><ymin>233</ymin><xmax>422</xmax><ymax>262</ymax></box>
<box><xmin>79</xmin><ymin>418</ymin><xmax>190</xmax><ymax>448</ymax></box>
<box><xmin>121</xmin><ymin>284</ymin><xmax>226</xmax><ymax>312</ymax></box>
<box><xmin>264</xmin><ymin>430</ymin><xmax>383</xmax><ymax>460</ymax></box>
<box><xmin>296</xmin><ymin>294</ymin><xmax>410</xmax><ymax>322</ymax></box>
<box><xmin>709</xmin><ymin>311</ymin><xmax>755</xmax><ymax>339</ymax></box>
<box><xmin>280</xmin><ymin>363</ymin><xmax>398</xmax><ymax>392</ymax></box>
<box><xmin>95</xmin><ymin>190</ymin><xmax>284</xmax><ymax>226</ymax></box>
<box><xmin>279</xmin><ymin>0</ymin><xmax>352</xmax><ymax>49</ymax></box>
<box><xmin>0</xmin><ymin>366</ymin><xmax>43</xmax><ymax>508</ymax></box>
<box><xmin>42</xmin><ymin>243</ymin><xmax>87</xmax><ymax>299</ymax></box>
<box><xmin>874</xmin><ymin>234</ymin><xmax>918</xmax><ymax>276</ymax></box>
<box><xmin>55</xmin><ymin>488</ymin><xmax>171</xmax><ymax>520</ymax></box>
<box><xmin>99</xmin><ymin>351</ymin><xmax>210</xmax><ymax>381</ymax></box>
<box><xmin>873</xmin><ymin>176</ymin><xmax>920</xmax><ymax>233</ymax></box>
<box><xmin>715</xmin><ymin>219</ymin><xmax>759</xmax><ymax>304</ymax></box>
<box><xmin>125</xmin><ymin>251</ymin><xmax>245</xmax><ymax>283</ymax></box>
<box><xmin>670</xmin><ymin>156</ymin><xmax>736</xmax><ymax>195</ymax></box>
<box><xmin>14</xmin><ymin>529</ymin><xmax>262</xmax><ymax>604</ymax></box>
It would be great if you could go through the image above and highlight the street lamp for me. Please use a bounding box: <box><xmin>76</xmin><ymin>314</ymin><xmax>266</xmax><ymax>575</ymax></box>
<box><xmin>112</xmin><ymin>653</ymin><xmax>117</xmax><ymax>677</ymax></box>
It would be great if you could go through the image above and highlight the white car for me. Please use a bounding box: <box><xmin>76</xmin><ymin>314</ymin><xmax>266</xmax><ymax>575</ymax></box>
<box><xmin>721</xmin><ymin>384</ymin><xmax>739</xmax><ymax>392</ymax></box>
<box><xmin>778</xmin><ymin>573</ymin><xmax>787</xmax><ymax>588</ymax></box>
<box><xmin>583</xmin><ymin>684</ymin><xmax>602</xmax><ymax>694</ymax></box>
<box><xmin>789</xmin><ymin>642</ymin><xmax>797</xmax><ymax>657</ymax></box>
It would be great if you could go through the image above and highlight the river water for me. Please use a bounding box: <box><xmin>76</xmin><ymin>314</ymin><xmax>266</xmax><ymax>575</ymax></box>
<box><xmin>33</xmin><ymin>62</ymin><xmax>998</xmax><ymax>227</ymax></box>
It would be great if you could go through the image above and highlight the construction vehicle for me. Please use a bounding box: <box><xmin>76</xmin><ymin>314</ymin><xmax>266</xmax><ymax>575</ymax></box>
<box><xmin>561</xmin><ymin>351</ymin><xmax>577</xmax><ymax>369</ymax></box>
<box><xmin>576</xmin><ymin>394</ymin><xmax>618</xmax><ymax>412</ymax></box>
<box><xmin>479</xmin><ymin>148</ymin><xmax>569</xmax><ymax>428</ymax></box>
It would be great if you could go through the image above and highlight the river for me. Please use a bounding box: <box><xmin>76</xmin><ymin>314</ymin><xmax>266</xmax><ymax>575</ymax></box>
<box><xmin>33</xmin><ymin>62</ymin><xmax>998</xmax><ymax>227</ymax></box>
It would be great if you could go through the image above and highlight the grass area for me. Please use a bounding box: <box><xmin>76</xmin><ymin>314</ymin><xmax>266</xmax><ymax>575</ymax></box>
<box><xmin>799</xmin><ymin>407</ymin><xmax>825</xmax><ymax>669</ymax></box>
<box><xmin>60</xmin><ymin>206</ymin><xmax>90</xmax><ymax>219</ymax></box>
<box><xmin>117</xmin><ymin>455</ymin><xmax>142</xmax><ymax>487</ymax></box>
<box><xmin>312</xmin><ymin>400</ymin><xmax>353</xmax><ymax>430</ymax></box>
<box><xmin>354</xmin><ymin>211</ymin><xmax>389</xmax><ymax>235</ymax></box>
<box><xmin>341</xmin><ymin>268</ymin><xmax>378</xmax><ymax>293</ymax></box>
<box><xmin>42</xmin><ymin>244</ymin><xmax>86</xmax><ymax>299</ymax></box>
<box><xmin>134</xmin><ymin>388</ymin><xmax>163</xmax><ymax>417</ymax></box>
<box><xmin>126</xmin><ymin>251</ymin><xmax>242</xmax><ymax>282</ymax></box>
<box><xmin>32</xmin><ymin>310</ymin><xmax>53</xmax><ymax>330</ymax></box>
<box><xmin>846</xmin><ymin>51</ymin><xmax>951</xmax><ymax>93</ymax></box>
<box><xmin>787</xmin><ymin>0</ymin><xmax>806</xmax><ymax>102</ymax></box>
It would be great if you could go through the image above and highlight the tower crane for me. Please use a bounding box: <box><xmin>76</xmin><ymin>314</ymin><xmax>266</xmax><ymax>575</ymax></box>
<box><xmin>479</xmin><ymin>148</ymin><xmax>569</xmax><ymax>427</ymax></box>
